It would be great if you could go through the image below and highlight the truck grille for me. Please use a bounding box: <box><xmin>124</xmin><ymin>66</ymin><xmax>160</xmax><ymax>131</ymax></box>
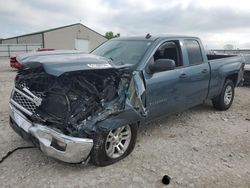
<box><xmin>13</xmin><ymin>91</ymin><xmax>37</xmax><ymax>113</ymax></box>
<box><xmin>11</xmin><ymin>88</ymin><xmax>42</xmax><ymax>115</ymax></box>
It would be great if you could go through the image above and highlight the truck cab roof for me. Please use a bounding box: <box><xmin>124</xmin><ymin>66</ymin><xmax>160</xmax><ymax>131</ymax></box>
<box><xmin>111</xmin><ymin>35</ymin><xmax>199</xmax><ymax>42</ymax></box>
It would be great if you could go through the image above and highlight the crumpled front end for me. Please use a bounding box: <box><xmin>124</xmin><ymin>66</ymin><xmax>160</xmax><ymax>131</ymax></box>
<box><xmin>9</xmin><ymin>59</ymin><xmax>146</xmax><ymax>163</ymax></box>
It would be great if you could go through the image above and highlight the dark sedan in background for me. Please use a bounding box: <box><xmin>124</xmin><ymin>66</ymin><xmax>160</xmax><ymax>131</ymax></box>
<box><xmin>243</xmin><ymin>54</ymin><xmax>250</xmax><ymax>85</ymax></box>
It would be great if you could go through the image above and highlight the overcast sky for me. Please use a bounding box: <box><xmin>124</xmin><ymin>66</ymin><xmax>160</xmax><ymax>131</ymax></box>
<box><xmin>1</xmin><ymin>0</ymin><xmax>250</xmax><ymax>49</ymax></box>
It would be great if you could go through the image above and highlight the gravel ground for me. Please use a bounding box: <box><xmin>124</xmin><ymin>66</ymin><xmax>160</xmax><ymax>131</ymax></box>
<box><xmin>0</xmin><ymin>57</ymin><xmax>250</xmax><ymax>188</ymax></box>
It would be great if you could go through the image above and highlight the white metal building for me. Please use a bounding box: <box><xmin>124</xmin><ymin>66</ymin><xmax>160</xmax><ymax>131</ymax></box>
<box><xmin>1</xmin><ymin>23</ymin><xmax>107</xmax><ymax>52</ymax></box>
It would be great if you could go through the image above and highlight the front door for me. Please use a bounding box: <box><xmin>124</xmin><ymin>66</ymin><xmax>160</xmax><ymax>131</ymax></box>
<box><xmin>143</xmin><ymin>40</ymin><xmax>187</xmax><ymax>120</ymax></box>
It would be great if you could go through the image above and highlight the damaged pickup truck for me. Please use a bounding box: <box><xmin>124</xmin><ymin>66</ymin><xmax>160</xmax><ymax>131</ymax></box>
<box><xmin>9</xmin><ymin>35</ymin><xmax>244</xmax><ymax>166</ymax></box>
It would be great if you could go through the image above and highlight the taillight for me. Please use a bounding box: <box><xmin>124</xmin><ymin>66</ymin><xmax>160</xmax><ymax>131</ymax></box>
<box><xmin>15</xmin><ymin>61</ymin><xmax>23</xmax><ymax>69</ymax></box>
<box><xmin>10</xmin><ymin>57</ymin><xmax>17</xmax><ymax>63</ymax></box>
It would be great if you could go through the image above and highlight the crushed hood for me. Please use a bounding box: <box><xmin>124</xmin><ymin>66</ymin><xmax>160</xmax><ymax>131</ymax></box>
<box><xmin>17</xmin><ymin>50</ymin><xmax>128</xmax><ymax>76</ymax></box>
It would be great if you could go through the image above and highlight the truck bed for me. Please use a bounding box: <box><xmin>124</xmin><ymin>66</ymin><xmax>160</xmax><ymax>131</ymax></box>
<box><xmin>207</xmin><ymin>55</ymin><xmax>243</xmax><ymax>99</ymax></box>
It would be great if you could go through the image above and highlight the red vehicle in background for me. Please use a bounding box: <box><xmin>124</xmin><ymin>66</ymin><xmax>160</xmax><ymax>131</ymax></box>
<box><xmin>37</xmin><ymin>48</ymin><xmax>55</xmax><ymax>52</ymax></box>
<box><xmin>10</xmin><ymin>48</ymin><xmax>55</xmax><ymax>69</ymax></box>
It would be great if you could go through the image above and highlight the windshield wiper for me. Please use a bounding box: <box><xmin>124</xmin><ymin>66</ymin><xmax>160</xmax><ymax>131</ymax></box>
<box><xmin>108</xmin><ymin>57</ymin><xmax>114</xmax><ymax>61</ymax></box>
<box><xmin>105</xmin><ymin>57</ymin><xmax>125</xmax><ymax>65</ymax></box>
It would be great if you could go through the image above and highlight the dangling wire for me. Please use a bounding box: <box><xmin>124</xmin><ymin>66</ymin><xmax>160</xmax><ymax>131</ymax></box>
<box><xmin>0</xmin><ymin>146</ymin><xmax>36</xmax><ymax>163</ymax></box>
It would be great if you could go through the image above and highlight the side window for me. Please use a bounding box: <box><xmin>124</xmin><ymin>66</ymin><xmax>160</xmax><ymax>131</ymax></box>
<box><xmin>153</xmin><ymin>41</ymin><xmax>183</xmax><ymax>67</ymax></box>
<box><xmin>184</xmin><ymin>40</ymin><xmax>203</xmax><ymax>65</ymax></box>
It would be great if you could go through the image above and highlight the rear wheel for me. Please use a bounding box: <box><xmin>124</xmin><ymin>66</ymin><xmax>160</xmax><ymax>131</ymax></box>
<box><xmin>91</xmin><ymin>124</ymin><xmax>137</xmax><ymax>166</ymax></box>
<box><xmin>212</xmin><ymin>79</ymin><xmax>235</xmax><ymax>110</ymax></box>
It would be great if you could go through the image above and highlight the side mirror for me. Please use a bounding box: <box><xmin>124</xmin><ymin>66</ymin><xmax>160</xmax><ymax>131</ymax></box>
<box><xmin>149</xmin><ymin>59</ymin><xmax>175</xmax><ymax>73</ymax></box>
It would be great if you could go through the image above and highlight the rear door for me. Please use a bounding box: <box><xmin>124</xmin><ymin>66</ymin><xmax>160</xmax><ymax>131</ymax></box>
<box><xmin>180</xmin><ymin>39</ymin><xmax>210</xmax><ymax>107</ymax></box>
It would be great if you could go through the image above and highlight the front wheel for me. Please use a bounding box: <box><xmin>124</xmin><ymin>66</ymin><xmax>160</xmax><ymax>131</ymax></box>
<box><xmin>91</xmin><ymin>124</ymin><xmax>138</xmax><ymax>166</ymax></box>
<box><xmin>212</xmin><ymin>79</ymin><xmax>235</xmax><ymax>110</ymax></box>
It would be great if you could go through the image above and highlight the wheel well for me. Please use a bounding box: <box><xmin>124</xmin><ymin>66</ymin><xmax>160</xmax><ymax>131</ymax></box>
<box><xmin>226</xmin><ymin>73</ymin><xmax>238</xmax><ymax>86</ymax></box>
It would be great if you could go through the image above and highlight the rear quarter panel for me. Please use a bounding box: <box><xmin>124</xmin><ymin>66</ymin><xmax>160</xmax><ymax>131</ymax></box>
<box><xmin>208</xmin><ymin>56</ymin><xmax>243</xmax><ymax>99</ymax></box>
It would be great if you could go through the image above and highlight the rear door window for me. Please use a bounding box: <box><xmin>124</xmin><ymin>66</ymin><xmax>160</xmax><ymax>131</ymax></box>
<box><xmin>184</xmin><ymin>40</ymin><xmax>203</xmax><ymax>65</ymax></box>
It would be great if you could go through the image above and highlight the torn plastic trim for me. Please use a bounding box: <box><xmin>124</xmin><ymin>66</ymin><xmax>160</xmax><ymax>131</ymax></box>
<box><xmin>127</xmin><ymin>71</ymin><xmax>147</xmax><ymax>116</ymax></box>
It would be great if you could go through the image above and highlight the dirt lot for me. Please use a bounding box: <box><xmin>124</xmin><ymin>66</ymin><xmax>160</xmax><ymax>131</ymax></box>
<box><xmin>0</xmin><ymin>57</ymin><xmax>250</xmax><ymax>188</ymax></box>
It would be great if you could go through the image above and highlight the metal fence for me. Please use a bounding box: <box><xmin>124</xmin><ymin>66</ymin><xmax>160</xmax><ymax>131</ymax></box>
<box><xmin>209</xmin><ymin>49</ymin><xmax>250</xmax><ymax>55</ymax></box>
<box><xmin>0</xmin><ymin>44</ymin><xmax>42</xmax><ymax>57</ymax></box>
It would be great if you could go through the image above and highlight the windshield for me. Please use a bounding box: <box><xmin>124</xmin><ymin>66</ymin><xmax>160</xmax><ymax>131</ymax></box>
<box><xmin>91</xmin><ymin>40</ymin><xmax>152</xmax><ymax>66</ymax></box>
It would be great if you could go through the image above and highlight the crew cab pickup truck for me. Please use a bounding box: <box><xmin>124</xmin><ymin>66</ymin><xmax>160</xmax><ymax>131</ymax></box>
<box><xmin>9</xmin><ymin>35</ymin><xmax>244</xmax><ymax>166</ymax></box>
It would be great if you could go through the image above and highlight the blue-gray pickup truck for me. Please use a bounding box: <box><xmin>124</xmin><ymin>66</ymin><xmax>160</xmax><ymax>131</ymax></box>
<box><xmin>9</xmin><ymin>35</ymin><xmax>244</xmax><ymax>166</ymax></box>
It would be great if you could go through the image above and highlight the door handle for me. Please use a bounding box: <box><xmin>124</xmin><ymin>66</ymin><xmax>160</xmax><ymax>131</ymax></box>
<box><xmin>201</xmin><ymin>69</ymin><xmax>208</xmax><ymax>74</ymax></box>
<box><xmin>179</xmin><ymin>73</ymin><xmax>188</xmax><ymax>79</ymax></box>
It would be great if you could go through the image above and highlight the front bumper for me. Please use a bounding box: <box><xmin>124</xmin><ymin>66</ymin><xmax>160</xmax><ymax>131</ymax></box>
<box><xmin>9</xmin><ymin>104</ymin><xmax>93</xmax><ymax>163</ymax></box>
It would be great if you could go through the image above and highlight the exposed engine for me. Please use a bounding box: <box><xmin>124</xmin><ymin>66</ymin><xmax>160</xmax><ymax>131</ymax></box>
<box><xmin>15</xmin><ymin>66</ymin><xmax>132</xmax><ymax>136</ymax></box>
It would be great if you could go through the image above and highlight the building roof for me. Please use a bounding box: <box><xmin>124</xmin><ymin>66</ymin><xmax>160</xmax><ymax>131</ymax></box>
<box><xmin>3</xmin><ymin>23</ymin><xmax>105</xmax><ymax>40</ymax></box>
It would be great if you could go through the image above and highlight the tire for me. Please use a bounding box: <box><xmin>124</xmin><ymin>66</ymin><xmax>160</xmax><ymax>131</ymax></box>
<box><xmin>91</xmin><ymin>124</ymin><xmax>138</xmax><ymax>166</ymax></box>
<box><xmin>212</xmin><ymin>79</ymin><xmax>235</xmax><ymax>111</ymax></box>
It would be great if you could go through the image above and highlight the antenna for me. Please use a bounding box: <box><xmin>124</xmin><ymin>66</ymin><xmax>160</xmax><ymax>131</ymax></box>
<box><xmin>145</xmin><ymin>33</ymin><xmax>151</xmax><ymax>39</ymax></box>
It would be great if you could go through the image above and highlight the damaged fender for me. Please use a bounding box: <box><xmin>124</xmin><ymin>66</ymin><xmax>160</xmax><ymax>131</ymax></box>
<box><xmin>77</xmin><ymin>71</ymin><xmax>148</xmax><ymax>134</ymax></box>
<box><xmin>82</xmin><ymin>100</ymin><xmax>144</xmax><ymax>134</ymax></box>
